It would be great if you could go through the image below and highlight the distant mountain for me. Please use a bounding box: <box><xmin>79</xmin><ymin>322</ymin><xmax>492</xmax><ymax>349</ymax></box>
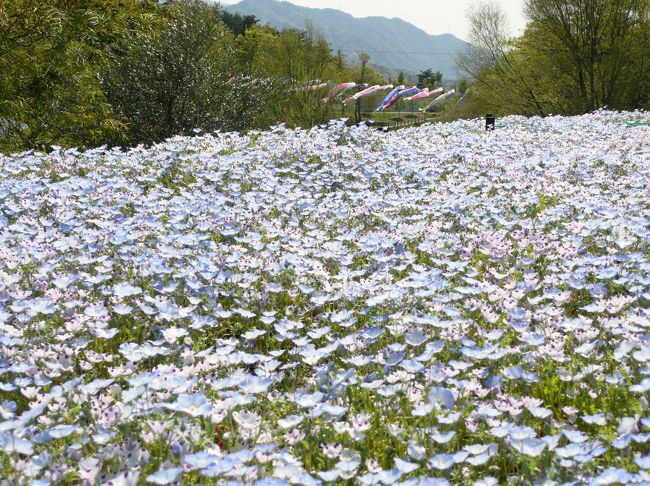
<box><xmin>224</xmin><ymin>0</ymin><xmax>471</xmax><ymax>80</ymax></box>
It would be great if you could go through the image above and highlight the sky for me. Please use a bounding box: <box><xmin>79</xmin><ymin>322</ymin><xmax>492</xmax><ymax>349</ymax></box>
<box><xmin>220</xmin><ymin>0</ymin><xmax>528</xmax><ymax>41</ymax></box>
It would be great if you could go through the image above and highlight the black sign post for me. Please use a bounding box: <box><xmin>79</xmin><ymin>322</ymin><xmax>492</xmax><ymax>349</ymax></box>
<box><xmin>486</xmin><ymin>114</ymin><xmax>496</xmax><ymax>131</ymax></box>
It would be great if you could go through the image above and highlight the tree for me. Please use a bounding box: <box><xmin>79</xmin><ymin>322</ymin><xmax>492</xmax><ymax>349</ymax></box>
<box><xmin>237</xmin><ymin>25</ymin><xmax>343</xmax><ymax>127</ymax></box>
<box><xmin>417</xmin><ymin>69</ymin><xmax>432</xmax><ymax>88</ymax></box>
<box><xmin>457</xmin><ymin>0</ymin><xmax>549</xmax><ymax>116</ymax></box>
<box><xmin>335</xmin><ymin>49</ymin><xmax>346</xmax><ymax>71</ymax></box>
<box><xmin>357</xmin><ymin>51</ymin><xmax>371</xmax><ymax>84</ymax></box>
<box><xmin>524</xmin><ymin>0</ymin><xmax>649</xmax><ymax>111</ymax></box>
<box><xmin>232</xmin><ymin>25</ymin><xmax>285</xmax><ymax>130</ymax></box>
<box><xmin>0</xmin><ymin>0</ymin><xmax>148</xmax><ymax>151</ymax></box>
<box><xmin>457</xmin><ymin>78</ymin><xmax>470</xmax><ymax>96</ymax></box>
<box><xmin>221</xmin><ymin>11</ymin><xmax>258</xmax><ymax>36</ymax></box>
<box><xmin>102</xmin><ymin>0</ymin><xmax>241</xmax><ymax>143</ymax></box>
<box><xmin>397</xmin><ymin>71</ymin><xmax>405</xmax><ymax>85</ymax></box>
<box><xmin>623</xmin><ymin>4</ymin><xmax>650</xmax><ymax>109</ymax></box>
<box><xmin>345</xmin><ymin>53</ymin><xmax>384</xmax><ymax>87</ymax></box>
<box><xmin>417</xmin><ymin>69</ymin><xmax>442</xmax><ymax>89</ymax></box>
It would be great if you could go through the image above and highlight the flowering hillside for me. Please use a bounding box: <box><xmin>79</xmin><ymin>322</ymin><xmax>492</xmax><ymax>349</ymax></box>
<box><xmin>1</xmin><ymin>112</ymin><xmax>650</xmax><ymax>485</ymax></box>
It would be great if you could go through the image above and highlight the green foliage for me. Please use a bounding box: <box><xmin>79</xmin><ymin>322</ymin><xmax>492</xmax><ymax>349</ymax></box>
<box><xmin>235</xmin><ymin>25</ymin><xmax>385</xmax><ymax>129</ymax></box>
<box><xmin>417</xmin><ymin>69</ymin><xmax>443</xmax><ymax>89</ymax></box>
<box><xmin>102</xmin><ymin>0</ymin><xmax>244</xmax><ymax>144</ymax></box>
<box><xmin>525</xmin><ymin>0</ymin><xmax>649</xmax><ymax>112</ymax></box>
<box><xmin>0</xmin><ymin>0</ymin><xmax>149</xmax><ymax>151</ymax></box>
<box><xmin>235</xmin><ymin>25</ymin><xmax>341</xmax><ymax>128</ymax></box>
<box><xmin>456</xmin><ymin>0</ymin><xmax>650</xmax><ymax>117</ymax></box>
<box><xmin>221</xmin><ymin>10</ymin><xmax>258</xmax><ymax>36</ymax></box>
<box><xmin>457</xmin><ymin>78</ymin><xmax>470</xmax><ymax>96</ymax></box>
<box><xmin>0</xmin><ymin>0</ymin><xmax>388</xmax><ymax>152</ymax></box>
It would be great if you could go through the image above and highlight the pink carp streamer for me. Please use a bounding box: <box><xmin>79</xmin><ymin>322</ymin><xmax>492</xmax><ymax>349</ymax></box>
<box><xmin>405</xmin><ymin>87</ymin><xmax>443</xmax><ymax>101</ymax></box>
<box><xmin>321</xmin><ymin>82</ymin><xmax>356</xmax><ymax>103</ymax></box>
<box><xmin>420</xmin><ymin>89</ymin><xmax>456</xmax><ymax>111</ymax></box>
<box><xmin>344</xmin><ymin>84</ymin><xmax>393</xmax><ymax>105</ymax></box>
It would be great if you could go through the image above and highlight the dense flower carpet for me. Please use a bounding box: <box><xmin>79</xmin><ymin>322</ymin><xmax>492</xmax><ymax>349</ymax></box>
<box><xmin>1</xmin><ymin>112</ymin><xmax>650</xmax><ymax>485</ymax></box>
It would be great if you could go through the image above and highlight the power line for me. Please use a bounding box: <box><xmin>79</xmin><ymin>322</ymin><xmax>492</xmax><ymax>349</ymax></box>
<box><xmin>337</xmin><ymin>49</ymin><xmax>460</xmax><ymax>56</ymax></box>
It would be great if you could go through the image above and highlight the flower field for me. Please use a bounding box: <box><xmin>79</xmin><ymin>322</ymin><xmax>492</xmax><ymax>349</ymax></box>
<box><xmin>1</xmin><ymin>111</ymin><xmax>650</xmax><ymax>485</ymax></box>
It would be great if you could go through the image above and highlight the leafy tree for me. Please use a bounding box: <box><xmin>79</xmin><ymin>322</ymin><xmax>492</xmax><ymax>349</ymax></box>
<box><xmin>0</xmin><ymin>0</ymin><xmax>149</xmax><ymax>151</ymax></box>
<box><xmin>417</xmin><ymin>69</ymin><xmax>442</xmax><ymax>89</ymax></box>
<box><xmin>335</xmin><ymin>49</ymin><xmax>346</xmax><ymax>71</ymax></box>
<box><xmin>457</xmin><ymin>0</ymin><xmax>650</xmax><ymax>118</ymax></box>
<box><xmin>238</xmin><ymin>26</ymin><xmax>347</xmax><ymax>127</ymax></box>
<box><xmin>457</xmin><ymin>78</ymin><xmax>470</xmax><ymax>96</ymax></box>
<box><xmin>525</xmin><ymin>0</ymin><xmax>648</xmax><ymax>111</ymax></box>
<box><xmin>457</xmin><ymin>1</ymin><xmax>548</xmax><ymax>116</ymax></box>
<box><xmin>221</xmin><ymin>11</ymin><xmax>258</xmax><ymax>36</ymax></box>
<box><xmin>232</xmin><ymin>25</ymin><xmax>289</xmax><ymax>130</ymax></box>
<box><xmin>622</xmin><ymin>4</ymin><xmax>650</xmax><ymax>109</ymax></box>
<box><xmin>102</xmin><ymin>0</ymin><xmax>241</xmax><ymax>143</ymax></box>
<box><xmin>357</xmin><ymin>51</ymin><xmax>371</xmax><ymax>84</ymax></box>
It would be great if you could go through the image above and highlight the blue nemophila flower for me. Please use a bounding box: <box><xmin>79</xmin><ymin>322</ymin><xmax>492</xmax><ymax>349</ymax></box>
<box><xmin>277</xmin><ymin>414</ymin><xmax>304</xmax><ymax>430</ymax></box>
<box><xmin>242</xmin><ymin>328</ymin><xmax>266</xmax><ymax>340</ymax></box>
<box><xmin>93</xmin><ymin>425</ymin><xmax>116</xmax><ymax>445</ymax></box>
<box><xmin>312</xmin><ymin>403</ymin><xmax>348</xmax><ymax>419</ymax></box>
<box><xmin>630</xmin><ymin>378</ymin><xmax>650</xmax><ymax>393</ymax></box>
<box><xmin>430</xmin><ymin>430</ymin><xmax>456</xmax><ymax>444</ymax></box>
<box><xmin>402</xmin><ymin>477</ymin><xmax>451</xmax><ymax>486</ymax></box>
<box><xmin>112</xmin><ymin>304</ymin><xmax>133</xmax><ymax>315</ymax></box>
<box><xmin>52</xmin><ymin>275</ymin><xmax>77</xmax><ymax>290</ymax></box>
<box><xmin>112</xmin><ymin>283</ymin><xmax>143</xmax><ymax>299</ymax></box>
<box><xmin>438</xmin><ymin>412</ymin><xmax>462</xmax><ymax>424</ymax></box>
<box><xmin>0</xmin><ymin>431</ymin><xmax>34</xmax><ymax>455</ymax></box>
<box><xmin>510</xmin><ymin>438</ymin><xmax>547</xmax><ymax>457</ymax></box>
<box><xmin>289</xmin><ymin>391</ymin><xmax>324</xmax><ymax>408</ymax></box>
<box><xmin>183</xmin><ymin>450</ymin><xmax>220</xmax><ymax>470</ymax></box>
<box><xmin>238</xmin><ymin>375</ymin><xmax>272</xmax><ymax>394</ymax></box>
<box><xmin>160</xmin><ymin>327</ymin><xmax>188</xmax><ymax>344</ymax></box>
<box><xmin>161</xmin><ymin>393</ymin><xmax>212</xmax><ymax>417</ymax></box>
<box><xmin>11</xmin><ymin>297</ymin><xmax>55</xmax><ymax>315</ymax></box>
<box><xmin>592</xmin><ymin>468</ymin><xmax>633</xmax><ymax>485</ymax></box>
<box><xmin>145</xmin><ymin>467</ymin><xmax>182</xmax><ymax>485</ymax></box>
<box><xmin>527</xmin><ymin>406</ymin><xmax>553</xmax><ymax>419</ymax></box>
<box><xmin>428</xmin><ymin>453</ymin><xmax>455</xmax><ymax>470</ymax></box>
<box><xmin>400</xmin><ymin>359</ymin><xmax>425</xmax><ymax>373</ymax></box>
<box><xmin>229</xmin><ymin>411</ymin><xmax>261</xmax><ymax>444</ymax></box>
<box><xmin>612</xmin><ymin>433</ymin><xmax>636</xmax><ymax>450</ymax></box>
<box><xmin>317</xmin><ymin>469</ymin><xmax>340</xmax><ymax>482</ymax></box>
<box><xmin>581</xmin><ymin>413</ymin><xmax>608</xmax><ymax>426</ymax></box>
<box><xmin>34</xmin><ymin>425</ymin><xmax>77</xmax><ymax>443</ymax></box>
<box><xmin>100</xmin><ymin>470</ymin><xmax>141</xmax><ymax>486</ymax></box>
<box><xmin>635</xmin><ymin>454</ymin><xmax>650</xmax><ymax>469</ymax></box>
<box><xmin>119</xmin><ymin>342</ymin><xmax>170</xmax><ymax>362</ymax></box>
<box><xmin>84</xmin><ymin>304</ymin><xmax>109</xmax><ymax>319</ymax></box>
<box><xmin>428</xmin><ymin>387</ymin><xmax>455</xmax><ymax>409</ymax></box>
<box><xmin>28</xmin><ymin>480</ymin><xmax>50</xmax><ymax>486</ymax></box>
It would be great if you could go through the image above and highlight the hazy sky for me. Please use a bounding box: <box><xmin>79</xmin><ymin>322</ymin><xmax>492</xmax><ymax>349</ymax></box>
<box><xmin>220</xmin><ymin>0</ymin><xmax>528</xmax><ymax>40</ymax></box>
